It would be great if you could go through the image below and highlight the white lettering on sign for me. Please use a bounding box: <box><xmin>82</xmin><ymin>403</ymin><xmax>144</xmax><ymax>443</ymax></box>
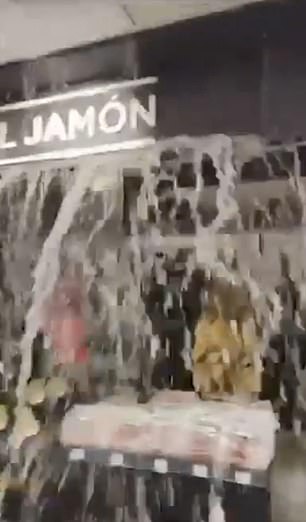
<box><xmin>98</xmin><ymin>95</ymin><xmax>127</xmax><ymax>134</ymax></box>
<box><xmin>0</xmin><ymin>122</ymin><xmax>16</xmax><ymax>149</ymax></box>
<box><xmin>0</xmin><ymin>78</ymin><xmax>157</xmax><ymax>160</ymax></box>
<box><xmin>24</xmin><ymin>115</ymin><xmax>43</xmax><ymax>146</ymax></box>
<box><xmin>68</xmin><ymin>106</ymin><xmax>95</xmax><ymax>140</ymax></box>
<box><xmin>130</xmin><ymin>94</ymin><xmax>156</xmax><ymax>130</ymax></box>
<box><xmin>43</xmin><ymin>112</ymin><xmax>67</xmax><ymax>142</ymax></box>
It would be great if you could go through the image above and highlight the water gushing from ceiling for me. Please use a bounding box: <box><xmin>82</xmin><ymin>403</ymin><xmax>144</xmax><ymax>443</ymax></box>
<box><xmin>0</xmin><ymin>134</ymin><xmax>303</xmax><ymax>520</ymax></box>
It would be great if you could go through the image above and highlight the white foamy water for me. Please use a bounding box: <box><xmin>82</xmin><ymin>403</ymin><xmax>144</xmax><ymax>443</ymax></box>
<box><xmin>0</xmin><ymin>135</ymin><xmax>304</xmax><ymax>520</ymax></box>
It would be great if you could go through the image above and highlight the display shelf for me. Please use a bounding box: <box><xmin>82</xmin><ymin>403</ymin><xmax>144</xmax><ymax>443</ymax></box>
<box><xmin>61</xmin><ymin>391</ymin><xmax>275</xmax><ymax>491</ymax></box>
<box><xmin>67</xmin><ymin>445</ymin><xmax>269</xmax><ymax>489</ymax></box>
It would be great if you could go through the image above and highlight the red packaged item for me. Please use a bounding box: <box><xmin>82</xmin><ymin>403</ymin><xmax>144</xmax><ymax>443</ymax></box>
<box><xmin>42</xmin><ymin>269</ymin><xmax>88</xmax><ymax>365</ymax></box>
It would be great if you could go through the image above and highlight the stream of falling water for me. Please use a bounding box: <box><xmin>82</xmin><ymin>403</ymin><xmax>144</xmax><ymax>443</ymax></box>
<box><xmin>0</xmin><ymin>135</ymin><xmax>304</xmax><ymax>520</ymax></box>
<box><xmin>0</xmin><ymin>158</ymin><xmax>123</xmax><ymax>515</ymax></box>
<box><xmin>15</xmin><ymin>165</ymin><xmax>96</xmax><ymax>403</ymax></box>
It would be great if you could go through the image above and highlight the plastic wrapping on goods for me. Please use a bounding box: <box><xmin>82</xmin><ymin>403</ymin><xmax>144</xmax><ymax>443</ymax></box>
<box><xmin>61</xmin><ymin>391</ymin><xmax>277</xmax><ymax>471</ymax></box>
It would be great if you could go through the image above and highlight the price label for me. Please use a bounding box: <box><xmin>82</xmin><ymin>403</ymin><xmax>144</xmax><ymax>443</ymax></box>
<box><xmin>69</xmin><ymin>448</ymin><xmax>85</xmax><ymax>461</ymax></box>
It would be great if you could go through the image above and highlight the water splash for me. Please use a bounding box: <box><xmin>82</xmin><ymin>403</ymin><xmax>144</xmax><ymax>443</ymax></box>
<box><xmin>0</xmin><ymin>134</ymin><xmax>303</xmax><ymax>519</ymax></box>
<box><xmin>15</xmin><ymin>164</ymin><xmax>97</xmax><ymax>404</ymax></box>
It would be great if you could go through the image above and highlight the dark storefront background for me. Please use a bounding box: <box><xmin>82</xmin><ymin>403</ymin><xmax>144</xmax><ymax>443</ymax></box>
<box><xmin>1</xmin><ymin>0</ymin><xmax>306</xmax><ymax>142</ymax></box>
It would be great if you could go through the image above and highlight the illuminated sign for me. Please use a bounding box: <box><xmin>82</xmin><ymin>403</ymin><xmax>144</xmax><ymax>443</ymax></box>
<box><xmin>0</xmin><ymin>77</ymin><xmax>157</xmax><ymax>166</ymax></box>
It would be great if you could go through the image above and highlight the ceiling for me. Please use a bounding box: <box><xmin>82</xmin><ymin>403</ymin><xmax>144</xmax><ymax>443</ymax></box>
<box><xmin>0</xmin><ymin>0</ymin><xmax>269</xmax><ymax>65</ymax></box>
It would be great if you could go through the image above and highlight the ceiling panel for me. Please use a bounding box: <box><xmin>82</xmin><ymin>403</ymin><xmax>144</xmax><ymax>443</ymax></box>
<box><xmin>127</xmin><ymin>0</ymin><xmax>267</xmax><ymax>26</ymax></box>
<box><xmin>0</xmin><ymin>0</ymin><xmax>269</xmax><ymax>65</ymax></box>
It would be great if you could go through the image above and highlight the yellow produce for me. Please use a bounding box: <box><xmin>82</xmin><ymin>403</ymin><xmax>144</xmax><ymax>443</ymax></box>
<box><xmin>193</xmin><ymin>278</ymin><xmax>263</xmax><ymax>398</ymax></box>
<box><xmin>25</xmin><ymin>379</ymin><xmax>46</xmax><ymax>405</ymax></box>
<box><xmin>0</xmin><ymin>405</ymin><xmax>8</xmax><ymax>431</ymax></box>
<box><xmin>10</xmin><ymin>406</ymin><xmax>40</xmax><ymax>449</ymax></box>
<box><xmin>45</xmin><ymin>376</ymin><xmax>69</xmax><ymax>400</ymax></box>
